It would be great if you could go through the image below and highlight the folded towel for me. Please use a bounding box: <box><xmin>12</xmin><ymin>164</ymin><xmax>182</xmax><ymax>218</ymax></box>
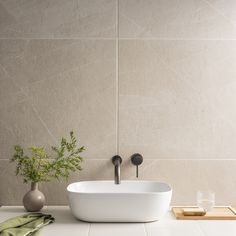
<box><xmin>0</xmin><ymin>213</ymin><xmax>54</xmax><ymax>236</ymax></box>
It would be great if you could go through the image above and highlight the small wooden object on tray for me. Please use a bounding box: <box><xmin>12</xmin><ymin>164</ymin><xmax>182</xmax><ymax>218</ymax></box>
<box><xmin>172</xmin><ymin>206</ymin><xmax>236</xmax><ymax>220</ymax></box>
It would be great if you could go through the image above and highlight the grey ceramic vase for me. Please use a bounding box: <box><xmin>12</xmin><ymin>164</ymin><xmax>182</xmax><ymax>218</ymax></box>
<box><xmin>23</xmin><ymin>182</ymin><xmax>45</xmax><ymax>212</ymax></box>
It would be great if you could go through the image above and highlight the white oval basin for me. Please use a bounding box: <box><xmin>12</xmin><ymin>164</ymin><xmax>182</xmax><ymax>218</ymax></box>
<box><xmin>67</xmin><ymin>181</ymin><xmax>172</xmax><ymax>222</ymax></box>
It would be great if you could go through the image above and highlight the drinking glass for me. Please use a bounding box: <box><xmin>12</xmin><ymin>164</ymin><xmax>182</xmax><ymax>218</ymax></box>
<box><xmin>197</xmin><ymin>191</ymin><xmax>215</xmax><ymax>212</ymax></box>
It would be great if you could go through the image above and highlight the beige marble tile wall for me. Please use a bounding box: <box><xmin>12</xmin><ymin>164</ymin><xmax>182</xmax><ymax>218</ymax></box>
<box><xmin>1</xmin><ymin>0</ymin><xmax>236</xmax><ymax>206</ymax></box>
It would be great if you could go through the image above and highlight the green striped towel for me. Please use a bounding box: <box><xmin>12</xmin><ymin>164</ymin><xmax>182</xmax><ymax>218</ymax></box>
<box><xmin>0</xmin><ymin>213</ymin><xmax>54</xmax><ymax>236</ymax></box>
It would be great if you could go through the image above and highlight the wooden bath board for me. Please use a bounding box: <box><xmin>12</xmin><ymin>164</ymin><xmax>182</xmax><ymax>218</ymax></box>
<box><xmin>172</xmin><ymin>206</ymin><xmax>236</xmax><ymax>220</ymax></box>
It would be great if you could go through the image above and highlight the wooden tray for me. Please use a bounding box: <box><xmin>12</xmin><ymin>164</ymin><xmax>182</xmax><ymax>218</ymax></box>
<box><xmin>172</xmin><ymin>206</ymin><xmax>236</xmax><ymax>220</ymax></box>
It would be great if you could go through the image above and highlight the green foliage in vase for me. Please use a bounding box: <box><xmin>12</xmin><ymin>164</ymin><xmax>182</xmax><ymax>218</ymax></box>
<box><xmin>11</xmin><ymin>131</ymin><xmax>85</xmax><ymax>183</ymax></box>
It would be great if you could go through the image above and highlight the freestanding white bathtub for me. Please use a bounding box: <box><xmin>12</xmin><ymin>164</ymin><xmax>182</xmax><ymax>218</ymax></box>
<box><xmin>67</xmin><ymin>181</ymin><xmax>172</xmax><ymax>222</ymax></box>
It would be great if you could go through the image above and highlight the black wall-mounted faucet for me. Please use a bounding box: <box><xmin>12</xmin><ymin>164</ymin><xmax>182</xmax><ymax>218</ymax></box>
<box><xmin>130</xmin><ymin>153</ymin><xmax>143</xmax><ymax>178</ymax></box>
<box><xmin>112</xmin><ymin>155</ymin><xmax>122</xmax><ymax>184</ymax></box>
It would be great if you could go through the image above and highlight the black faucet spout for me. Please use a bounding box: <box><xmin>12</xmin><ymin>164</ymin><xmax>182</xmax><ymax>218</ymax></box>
<box><xmin>112</xmin><ymin>155</ymin><xmax>122</xmax><ymax>184</ymax></box>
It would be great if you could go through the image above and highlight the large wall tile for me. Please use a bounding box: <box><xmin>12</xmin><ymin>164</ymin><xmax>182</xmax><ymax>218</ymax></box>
<box><xmin>2</xmin><ymin>159</ymin><xmax>236</xmax><ymax>205</ymax></box>
<box><xmin>0</xmin><ymin>39</ymin><xmax>116</xmax><ymax>159</ymax></box>
<box><xmin>0</xmin><ymin>0</ymin><xmax>116</xmax><ymax>38</ymax></box>
<box><xmin>119</xmin><ymin>40</ymin><xmax>236</xmax><ymax>159</ymax></box>
<box><xmin>119</xmin><ymin>0</ymin><xmax>236</xmax><ymax>38</ymax></box>
<box><xmin>0</xmin><ymin>39</ymin><xmax>115</xmax><ymax>88</ymax></box>
<box><xmin>0</xmin><ymin>100</ymin><xmax>56</xmax><ymax>159</ymax></box>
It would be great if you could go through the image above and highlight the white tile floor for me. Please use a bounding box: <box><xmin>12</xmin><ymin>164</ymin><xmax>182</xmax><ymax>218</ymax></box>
<box><xmin>0</xmin><ymin>206</ymin><xmax>236</xmax><ymax>236</ymax></box>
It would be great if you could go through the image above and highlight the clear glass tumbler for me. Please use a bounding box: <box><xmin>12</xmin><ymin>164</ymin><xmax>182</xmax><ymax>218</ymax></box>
<box><xmin>197</xmin><ymin>190</ymin><xmax>215</xmax><ymax>212</ymax></box>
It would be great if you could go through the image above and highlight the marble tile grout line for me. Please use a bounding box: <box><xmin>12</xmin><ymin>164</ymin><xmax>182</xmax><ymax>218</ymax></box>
<box><xmin>1</xmin><ymin>38</ymin><xmax>236</xmax><ymax>40</ymax></box>
<box><xmin>0</xmin><ymin>36</ymin><xmax>236</xmax><ymax>41</ymax></box>
<box><xmin>116</xmin><ymin>0</ymin><xmax>120</xmax><ymax>155</ymax></box>
<box><xmin>143</xmin><ymin>223</ymin><xmax>149</xmax><ymax>236</ymax></box>
<box><xmin>87</xmin><ymin>223</ymin><xmax>91</xmax><ymax>236</ymax></box>
<box><xmin>0</xmin><ymin>37</ymin><xmax>117</xmax><ymax>40</ymax></box>
<box><xmin>119</xmin><ymin>38</ymin><xmax>236</xmax><ymax>40</ymax></box>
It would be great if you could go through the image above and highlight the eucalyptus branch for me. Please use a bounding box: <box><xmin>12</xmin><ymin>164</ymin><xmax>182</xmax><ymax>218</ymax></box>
<box><xmin>11</xmin><ymin>131</ymin><xmax>85</xmax><ymax>183</ymax></box>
